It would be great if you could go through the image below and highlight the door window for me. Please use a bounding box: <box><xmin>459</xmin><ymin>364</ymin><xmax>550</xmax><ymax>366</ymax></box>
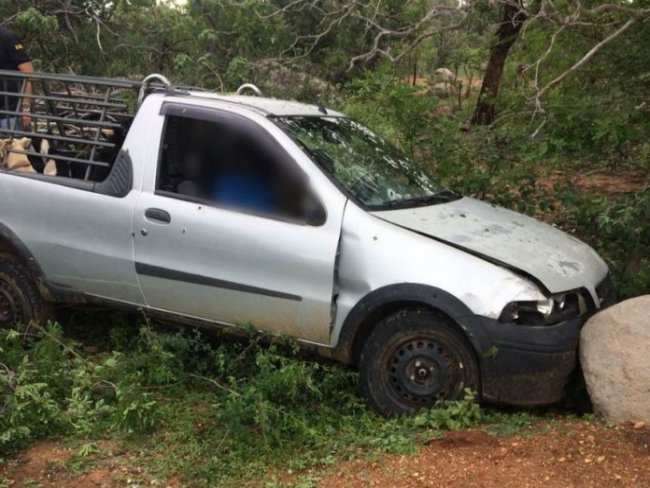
<box><xmin>156</xmin><ymin>112</ymin><xmax>324</xmax><ymax>225</ymax></box>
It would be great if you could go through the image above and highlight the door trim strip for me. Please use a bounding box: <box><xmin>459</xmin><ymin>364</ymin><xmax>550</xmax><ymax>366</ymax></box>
<box><xmin>135</xmin><ymin>262</ymin><xmax>303</xmax><ymax>302</ymax></box>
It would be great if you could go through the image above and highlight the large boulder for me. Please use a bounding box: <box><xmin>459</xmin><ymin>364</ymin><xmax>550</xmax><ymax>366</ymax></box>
<box><xmin>580</xmin><ymin>295</ymin><xmax>650</xmax><ymax>424</ymax></box>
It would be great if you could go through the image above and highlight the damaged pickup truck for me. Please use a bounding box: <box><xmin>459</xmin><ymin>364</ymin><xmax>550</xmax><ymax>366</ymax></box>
<box><xmin>0</xmin><ymin>71</ymin><xmax>613</xmax><ymax>416</ymax></box>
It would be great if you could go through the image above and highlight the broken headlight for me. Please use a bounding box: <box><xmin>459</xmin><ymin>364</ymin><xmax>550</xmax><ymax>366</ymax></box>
<box><xmin>499</xmin><ymin>292</ymin><xmax>586</xmax><ymax>325</ymax></box>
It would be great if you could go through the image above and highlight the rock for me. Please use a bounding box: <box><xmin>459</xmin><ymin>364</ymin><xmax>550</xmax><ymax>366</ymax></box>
<box><xmin>580</xmin><ymin>295</ymin><xmax>650</xmax><ymax>424</ymax></box>
<box><xmin>427</xmin><ymin>82</ymin><xmax>452</xmax><ymax>98</ymax></box>
<box><xmin>250</xmin><ymin>59</ymin><xmax>332</xmax><ymax>99</ymax></box>
<box><xmin>434</xmin><ymin>68</ymin><xmax>455</xmax><ymax>82</ymax></box>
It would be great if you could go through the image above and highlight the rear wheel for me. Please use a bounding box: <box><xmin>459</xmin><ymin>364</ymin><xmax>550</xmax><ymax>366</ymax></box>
<box><xmin>359</xmin><ymin>309</ymin><xmax>480</xmax><ymax>416</ymax></box>
<box><xmin>0</xmin><ymin>256</ymin><xmax>52</xmax><ymax>334</ymax></box>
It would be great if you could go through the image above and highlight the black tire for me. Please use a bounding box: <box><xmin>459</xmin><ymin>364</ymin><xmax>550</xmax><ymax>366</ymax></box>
<box><xmin>359</xmin><ymin>309</ymin><xmax>480</xmax><ymax>417</ymax></box>
<box><xmin>0</xmin><ymin>255</ymin><xmax>52</xmax><ymax>334</ymax></box>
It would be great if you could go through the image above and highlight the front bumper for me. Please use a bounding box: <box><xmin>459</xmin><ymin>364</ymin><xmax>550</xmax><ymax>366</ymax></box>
<box><xmin>459</xmin><ymin>314</ymin><xmax>583</xmax><ymax>406</ymax></box>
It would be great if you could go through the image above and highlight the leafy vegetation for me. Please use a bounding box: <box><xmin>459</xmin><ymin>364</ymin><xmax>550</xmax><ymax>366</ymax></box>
<box><xmin>1</xmin><ymin>321</ymin><xmax>538</xmax><ymax>485</ymax></box>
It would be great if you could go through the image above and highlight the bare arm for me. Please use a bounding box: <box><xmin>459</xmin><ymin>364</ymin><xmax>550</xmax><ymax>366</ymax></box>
<box><xmin>17</xmin><ymin>61</ymin><xmax>33</xmax><ymax>128</ymax></box>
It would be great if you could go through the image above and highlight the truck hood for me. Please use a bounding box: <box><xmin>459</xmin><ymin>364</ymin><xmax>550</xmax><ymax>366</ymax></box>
<box><xmin>372</xmin><ymin>197</ymin><xmax>608</xmax><ymax>295</ymax></box>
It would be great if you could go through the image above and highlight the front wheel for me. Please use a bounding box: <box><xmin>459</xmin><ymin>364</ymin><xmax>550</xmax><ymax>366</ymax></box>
<box><xmin>359</xmin><ymin>310</ymin><xmax>480</xmax><ymax>416</ymax></box>
<box><xmin>0</xmin><ymin>256</ymin><xmax>52</xmax><ymax>334</ymax></box>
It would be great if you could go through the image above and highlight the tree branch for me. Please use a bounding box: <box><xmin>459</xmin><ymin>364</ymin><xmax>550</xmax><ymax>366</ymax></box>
<box><xmin>535</xmin><ymin>18</ymin><xmax>637</xmax><ymax>103</ymax></box>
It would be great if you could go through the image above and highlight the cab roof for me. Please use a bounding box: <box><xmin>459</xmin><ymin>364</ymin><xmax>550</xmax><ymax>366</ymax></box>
<box><xmin>186</xmin><ymin>91</ymin><xmax>344</xmax><ymax>117</ymax></box>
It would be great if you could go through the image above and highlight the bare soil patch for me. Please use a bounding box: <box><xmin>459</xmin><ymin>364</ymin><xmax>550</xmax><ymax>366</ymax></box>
<box><xmin>0</xmin><ymin>440</ymin><xmax>142</xmax><ymax>487</ymax></box>
<box><xmin>538</xmin><ymin>169</ymin><xmax>648</xmax><ymax>198</ymax></box>
<box><xmin>317</xmin><ymin>420</ymin><xmax>649</xmax><ymax>488</ymax></box>
<box><xmin>2</xmin><ymin>420</ymin><xmax>648</xmax><ymax>487</ymax></box>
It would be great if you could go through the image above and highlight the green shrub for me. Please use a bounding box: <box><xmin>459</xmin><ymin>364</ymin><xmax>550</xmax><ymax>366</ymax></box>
<box><xmin>0</xmin><ymin>323</ymin><xmax>162</xmax><ymax>454</ymax></box>
<box><xmin>563</xmin><ymin>187</ymin><xmax>650</xmax><ymax>299</ymax></box>
<box><xmin>0</xmin><ymin>322</ymin><xmax>501</xmax><ymax>484</ymax></box>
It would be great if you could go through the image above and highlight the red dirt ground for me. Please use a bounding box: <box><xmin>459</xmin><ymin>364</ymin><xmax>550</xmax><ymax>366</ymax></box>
<box><xmin>3</xmin><ymin>420</ymin><xmax>647</xmax><ymax>487</ymax></box>
<box><xmin>317</xmin><ymin>420</ymin><xmax>649</xmax><ymax>488</ymax></box>
<box><xmin>0</xmin><ymin>440</ymin><xmax>145</xmax><ymax>487</ymax></box>
<box><xmin>539</xmin><ymin>169</ymin><xmax>648</xmax><ymax>198</ymax></box>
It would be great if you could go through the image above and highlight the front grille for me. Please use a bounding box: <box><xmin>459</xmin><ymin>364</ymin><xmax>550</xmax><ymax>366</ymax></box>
<box><xmin>595</xmin><ymin>272</ymin><xmax>615</xmax><ymax>307</ymax></box>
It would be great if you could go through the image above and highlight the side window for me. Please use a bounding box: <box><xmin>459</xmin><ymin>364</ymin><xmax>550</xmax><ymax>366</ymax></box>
<box><xmin>156</xmin><ymin>113</ymin><xmax>324</xmax><ymax>225</ymax></box>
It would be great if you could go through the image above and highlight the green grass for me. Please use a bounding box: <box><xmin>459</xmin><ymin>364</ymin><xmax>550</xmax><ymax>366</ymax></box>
<box><xmin>0</xmin><ymin>319</ymin><xmax>546</xmax><ymax>486</ymax></box>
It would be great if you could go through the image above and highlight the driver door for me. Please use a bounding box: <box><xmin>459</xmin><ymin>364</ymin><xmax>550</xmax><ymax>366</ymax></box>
<box><xmin>133</xmin><ymin>104</ymin><xmax>346</xmax><ymax>345</ymax></box>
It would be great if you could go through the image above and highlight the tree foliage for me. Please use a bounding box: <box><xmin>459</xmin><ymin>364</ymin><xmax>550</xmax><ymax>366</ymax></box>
<box><xmin>0</xmin><ymin>0</ymin><xmax>647</xmax><ymax>293</ymax></box>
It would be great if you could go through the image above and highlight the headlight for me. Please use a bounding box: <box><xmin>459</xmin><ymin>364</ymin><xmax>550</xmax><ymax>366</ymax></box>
<box><xmin>499</xmin><ymin>292</ymin><xmax>585</xmax><ymax>325</ymax></box>
<box><xmin>536</xmin><ymin>297</ymin><xmax>554</xmax><ymax>317</ymax></box>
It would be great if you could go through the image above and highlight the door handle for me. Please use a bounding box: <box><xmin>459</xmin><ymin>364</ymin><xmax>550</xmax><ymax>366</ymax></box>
<box><xmin>145</xmin><ymin>208</ymin><xmax>171</xmax><ymax>224</ymax></box>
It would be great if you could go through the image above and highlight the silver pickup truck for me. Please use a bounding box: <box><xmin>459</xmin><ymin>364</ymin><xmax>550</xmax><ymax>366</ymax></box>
<box><xmin>0</xmin><ymin>72</ymin><xmax>613</xmax><ymax>416</ymax></box>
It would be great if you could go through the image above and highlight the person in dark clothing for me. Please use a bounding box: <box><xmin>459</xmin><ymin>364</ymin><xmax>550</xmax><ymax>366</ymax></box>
<box><xmin>0</xmin><ymin>26</ymin><xmax>33</xmax><ymax>131</ymax></box>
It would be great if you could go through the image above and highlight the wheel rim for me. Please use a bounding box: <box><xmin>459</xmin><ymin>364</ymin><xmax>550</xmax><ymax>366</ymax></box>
<box><xmin>0</xmin><ymin>277</ymin><xmax>28</xmax><ymax>328</ymax></box>
<box><xmin>386</xmin><ymin>338</ymin><xmax>464</xmax><ymax>407</ymax></box>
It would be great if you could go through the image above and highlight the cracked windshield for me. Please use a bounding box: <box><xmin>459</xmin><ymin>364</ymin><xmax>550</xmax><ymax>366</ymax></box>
<box><xmin>275</xmin><ymin>116</ymin><xmax>455</xmax><ymax>208</ymax></box>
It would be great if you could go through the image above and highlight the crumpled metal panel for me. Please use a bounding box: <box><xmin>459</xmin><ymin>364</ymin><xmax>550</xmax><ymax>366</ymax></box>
<box><xmin>372</xmin><ymin>197</ymin><xmax>608</xmax><ymax>299</ymax></box>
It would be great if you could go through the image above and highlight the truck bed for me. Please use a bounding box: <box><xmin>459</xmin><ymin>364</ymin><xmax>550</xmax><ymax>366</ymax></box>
<box><xmin>0</xmin><ymin>70</ymin><xmax>143</xmax><ymax>182</ymax></box>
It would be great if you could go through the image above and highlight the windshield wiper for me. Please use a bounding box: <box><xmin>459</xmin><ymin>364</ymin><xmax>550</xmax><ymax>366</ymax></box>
<box><xmin>429</xmin><ymin>188</ymin><xmax>459</xmax><ymax>201</ymax></box>
<box><xmin>376</xmin><ymin>188</ymin><xmax>460</xmax><ymax>209</ymax></box>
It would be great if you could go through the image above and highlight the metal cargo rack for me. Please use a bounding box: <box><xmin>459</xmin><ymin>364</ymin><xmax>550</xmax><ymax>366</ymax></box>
<box><xmin>0</xmin><ymin>70</ymin><xmax>174</xmax><ymax>181</ymax></box>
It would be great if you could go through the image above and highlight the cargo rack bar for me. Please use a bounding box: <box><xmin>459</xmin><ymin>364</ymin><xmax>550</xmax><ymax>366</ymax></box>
<box><xmin>0</xmin><ymin>70</ymin><xmax>177</xmax><ymax>181</ymax></box>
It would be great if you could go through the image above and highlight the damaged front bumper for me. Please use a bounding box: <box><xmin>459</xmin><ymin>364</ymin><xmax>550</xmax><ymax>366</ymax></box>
<box><xmin>459</xmin><ymin>314</ymin><xmax>583</xmax><ymax>406</ymax></box>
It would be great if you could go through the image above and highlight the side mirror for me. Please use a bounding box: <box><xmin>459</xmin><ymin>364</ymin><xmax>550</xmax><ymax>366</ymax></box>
<box><xmin>302</xmin><ymin>192</ymin><xmax>326</xmax><ymax>226</ymax></box>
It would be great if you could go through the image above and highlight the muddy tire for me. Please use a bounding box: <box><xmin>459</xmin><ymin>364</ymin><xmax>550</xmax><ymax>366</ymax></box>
<box><xmin>0</xmin><ymin>256</ymin><xmax>52</xmax><ymax>334</ymax></box>
<box><xmin>359</xmin><ymin>309</ymin><xmax>480</xmax><ymax>417</ymax></box>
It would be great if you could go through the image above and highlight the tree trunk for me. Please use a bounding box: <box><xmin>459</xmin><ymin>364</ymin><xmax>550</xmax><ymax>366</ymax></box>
<box><xmin>412</xmin><ymin>59</ymin><xmax>417</xmax><ymax>86</ymax></box>
<box><xmin>471</xmin><ymin>1</ymin><xmax>527</xmax><ymax>125</ymax></box>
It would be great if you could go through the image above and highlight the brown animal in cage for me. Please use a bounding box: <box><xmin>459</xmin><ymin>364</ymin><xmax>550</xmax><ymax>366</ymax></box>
<box><xmin>0</xmin><ymin>137</ymin><xmax>57</xmax><ymax>175</ymax></box>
